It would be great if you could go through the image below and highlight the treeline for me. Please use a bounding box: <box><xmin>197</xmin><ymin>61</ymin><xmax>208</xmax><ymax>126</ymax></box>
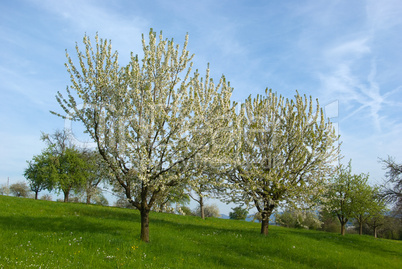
<box><xmin>2</xmin><ymin>131</ymin><xmax>401</xmax><ymax>240</ymax></box>
<box><xmin>1</xmin><ymin>130</ymin><xmax>110</xmax><ymax>205</ymax></box>
<box><xmin>274</xmin><ymin>158</ymin><xmax>402</xmax><ymax>240</ymax></box>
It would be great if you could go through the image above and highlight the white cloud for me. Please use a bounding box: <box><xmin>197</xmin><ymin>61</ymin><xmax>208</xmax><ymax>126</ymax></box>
<box><xmin>366</xmin><ymin>0</ymin><xmax>402</xmax><ymax>31</ymax></box>
<box><xmin>326</xmin><ymin>38</ymin><xmax>371</xmax><ymax>61</ymax></box>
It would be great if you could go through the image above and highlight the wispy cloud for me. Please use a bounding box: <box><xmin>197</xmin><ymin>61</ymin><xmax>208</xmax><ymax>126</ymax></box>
<box><xmin>319</xmin><ymin>58</ymin><xmax>387</xmax><ymax>131</ymax></box>
<box><xmin>366</xmin><ymin>0</ymin><xmax>402</xmax><ymax>31</ymax></box>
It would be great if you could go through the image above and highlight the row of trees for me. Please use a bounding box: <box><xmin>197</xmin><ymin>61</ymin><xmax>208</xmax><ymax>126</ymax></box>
<box><xmin>17</xmin><ymin>29</ymin><xmax>397</xmax><ymax>242</ymax></box>
<box><xmin>0</xmin><ymin>182</ymin><xmax>31</xmax><ymax>198</ymax></box>
<box><xmin>23</xmin><ymin>130</ymin><xmax>110</xmax><ymax>204</ymax></box>
<box><xmin>273</xmin><ymin>158</ymin><xmax>402</xmax><ymax>239</ymax></box>
<box><xmin>50</xmin><ymin>30</ymin><xmax>338</xmax><ymax>242</ymax></box>
<box><xmin>18</xmin><ymin>140</ymin><xmax>402</xmax><ymax>240</ymax></box>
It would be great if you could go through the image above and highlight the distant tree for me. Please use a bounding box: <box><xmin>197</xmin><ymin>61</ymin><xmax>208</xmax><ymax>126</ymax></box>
<box><xmin>188</xmin><ymin>181</ymin><xmax>212</xmax><ymax>219</ymax></box>
<box><xmin>153</xmin><ymin>184</ymin><xmax>190</xmax><ymax>213</ymax></box>
<box><xmin>227</xmin><ymin>90</ymin><xmax>338</xmax><ymax>235</ymax></box>
<box><xmin>9</xmin><ymin>182</ymin><xmax>30</xmax><ymax>198</ymax></box>
<box><xmin>229</xmin><ymin>206</ymin><xmax>248</xmax><ymax>220</ymax></box>
<box><xmin>41</xmin><ymin>130</ymin><xmax>89</xmax><ymax>202</ymax></box>
<box><xmin>0</xmin><ymin>184</ymin><xmax>10</xmax><ymax>196</ymax></box>
<box><xmin>194</xmin><ymin>204</ymin><xmax>220</xmax><ymax>218</ymax></box>
<box><xmin>91</xmin><ymin>190</ymin><xmax>109</xmax><ymax>206</ymax></box>
<box><xmin>55</xmin><ymin>147</ymin><xmax>88</xmax><ymax>202</ymax></box>
<box><xmin>79</xmin><ymin>150</ymin><xmax>111</xmax><ymax>204</ymax></box>
<box><xmin>302</xmin><ymin>211</ymin><xmax>323</xmax><ymax>230</ymax></box>
<box><xmin>186</xmin><ymin>147</ymin><xmax>228</xmax><ymax>219</ymax></box>
<box><xmin>324</xmin><ymin>162</ymin><xmax>355</xmax><ymax>235</ymax></box>
<box><xmin>114</xmin><ymin>194</ymin><xmax>135</xmax><ymax>209</ymax></box>
<box><xmin>24</xmin><ymin>148</ymin><xmax>56</xmax><ymax>199</ymax></box>
<box><xmin>276</xmin><ymin>210</ymin><xmax>298</xmax><ymax>228</ymax></box>
<box><xmin>380</xmin><ymin>156</ymin><xmax>402</xmax><ymax>215</ymax></box>
<box><xmin>178</xmin><ymin>205</ymin><xmax>194</xmax><ymax>216</ymax></box>
<box><xmin>276</xmin><ymin>209</ymin><xmax>322</xmax><ymax>230</ymax></box>
<box><xmin>324</xmin><ymin>161</ymin><xmax>373</xmax><ymax>235</ymax></box>
<box><xmin>376</xmin><ymin>215</ymin><xmax>402</xmax><ymax>240</ymax></box>
<box><xmin>112</xmin><ymin>184</ymin><xmax>136</xmax><ymax>209</ymax></box>
<box><xmin>351</xmin><ymin>178</ymin><xmax>385</xmax><ymax>235</ymax></box>
<box><xmin>251</xmin><ymin>211</ymin><xmax>263</xmax><ymax>223</ymax></box>
<box><xmin>40</xmin><ymin>194</ymin><xmax>53</xmax><ymax>201</ymax></box>
<box><xmin>319</xmin><ymin>209</ymin><xmax>341</xmax><ymax>233</ymax></box>
<box><xmin>365</xmin><ymin>207</ymin><xmax>386</xmax><ymax>238</ymax></box>
<box><xmin>188</xmin><ymin>177</ymin><xmax>223</xmax><ymax>219</ymax></box>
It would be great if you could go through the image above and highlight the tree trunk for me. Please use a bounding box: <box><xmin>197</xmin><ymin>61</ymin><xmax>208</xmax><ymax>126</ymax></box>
<box><xmin>140</xmin><ymin>207</ymin><xmax>150</xmax><ymax>243</ymax></box>
<box><xmin>340</xmin><ymin>222</ymin><xmax>346</xmax><ymax>235</ymax></box>
<box><xmin>261</xmin><ymin>215</ymin><xmax>269</xmax><ymax>235</ymax></box>
<box><xmin>374</xmin><ymin>226</ymin><xmax>377</xmax><ymax>238</ymax></box>
<box><xmin>86</xmin><ymin>194</ymin><xmax>91</xmax><ymax>204</ymax></box>
<box><xmin>35</xmin><ymin>191</ymin><xmax>39</xmax><ymax>200</ymax></box>
<box><xmin>63</xmin><ymin>190</ymin><xmax>69</xmax><ymax>202</ymax></box>
<box><xmin>359</xmin><ymin>222</ymin><xmax>363</xmax><ymax>235</ymax></box>
<box><xmin>337</xmin><ymin>214</ymin><xmax>348</xmax><ymax>236</ymax></box>
<box><xmin>260</xmin><ymin>205</ymin><xmax>274</xmax><ymax>236</ymax></box>
<box><xmin>200</xmin><ymin>196</ymin><xmax>205</xmax><ymax>219</ymax></box>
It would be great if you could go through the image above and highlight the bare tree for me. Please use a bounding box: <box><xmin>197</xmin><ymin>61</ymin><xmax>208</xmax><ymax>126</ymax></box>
<box><xmin>380</xmin><ymin>156</ymin><xmax>402</xmax><ymax>216</ymax></box>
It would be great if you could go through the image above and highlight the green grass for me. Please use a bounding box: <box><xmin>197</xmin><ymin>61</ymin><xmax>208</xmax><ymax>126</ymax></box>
<box><xmin>0</xmin><ymin>195</ymin><xmax>401</xmax><ymax>268</ymax></box>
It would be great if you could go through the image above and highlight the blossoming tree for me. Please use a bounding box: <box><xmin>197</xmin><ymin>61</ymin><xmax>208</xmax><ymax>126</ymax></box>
<box><xmin>228</xmin><ymin>89</ymin><xmax>339</xmax><ymax>235</ymax></box>
<box><xmin>52</xmin><ymin>30</ymin><xmax>235</xmax><ymax>242</ymax></box>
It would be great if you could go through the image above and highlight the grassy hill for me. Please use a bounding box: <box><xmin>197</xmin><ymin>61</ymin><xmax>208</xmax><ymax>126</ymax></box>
<box><xmin>0</xmin><ymin>195</ymin><xmax>401</xmax><ymax>268</ymax></box>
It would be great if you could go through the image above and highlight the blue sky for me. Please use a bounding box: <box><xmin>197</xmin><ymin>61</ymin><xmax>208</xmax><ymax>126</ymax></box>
<box><xmin>1</xmin><ymin>0</ymin><xmax>401</xmax><ymax>214</ymax></box>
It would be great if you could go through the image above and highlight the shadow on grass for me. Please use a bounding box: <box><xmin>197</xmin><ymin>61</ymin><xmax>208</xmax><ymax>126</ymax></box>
<box><xmin>147</xmin><ymin>217</ymin><xmax>347</xmax><ymax>269</ymax></box>
<box><xmin>0</xmin><ymin>215</ymin><xmax>129</xmax><ymax>235</ymax></box>
<box><xmin>284</xmin><ymin>228</ymin><xmax>401</xmax><ymax>258</ymax></box>
<box><xmin>2</xmin><ymin>196</ymin><xmax>399</xmax><ymax>268</ymax></box>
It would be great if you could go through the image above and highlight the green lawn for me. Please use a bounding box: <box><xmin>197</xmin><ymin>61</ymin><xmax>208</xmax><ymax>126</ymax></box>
<box><xmin>0</xmin><ymin>195</ymin><xmax>401</xmax><ymax>268</ymax></box>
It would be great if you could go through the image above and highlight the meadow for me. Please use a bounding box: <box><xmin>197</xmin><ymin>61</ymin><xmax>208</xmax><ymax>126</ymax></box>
<box><xmin>0</xmin><ymin>195</ymin><xmax>401</xmax><ymax>268</ymax></box>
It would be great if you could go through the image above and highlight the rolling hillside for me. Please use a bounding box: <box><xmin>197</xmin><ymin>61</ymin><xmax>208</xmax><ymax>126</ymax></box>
<box><xmin>0</xmin><ymin>195</ymin><xmax>401</xmax><ymax>268</ymax></box>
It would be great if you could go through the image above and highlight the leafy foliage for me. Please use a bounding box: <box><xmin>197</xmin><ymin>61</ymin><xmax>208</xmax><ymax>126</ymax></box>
<box><xmin>229</xmin><ymin>206</ymin><xmax>248</xmax><ymax>220</ymax></box>
<box><xmin>323</xmin><ymin>160</ymin><xmax>384</xmax><ymax>236</ymax></box>
<box><xmin>319</xmin><ymin>209</ymin><xmax>341</xmax><ymax>233</ymax></box>
<box><xmin>24</xmin><ymin>147</ymin><xmax>57</xmax><ymax>199</ymax></box>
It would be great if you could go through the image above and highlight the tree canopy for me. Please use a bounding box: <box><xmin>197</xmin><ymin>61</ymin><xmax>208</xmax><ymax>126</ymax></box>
<box><xmin>323</xmin><ymin>161</ymin><xmax>382</xmax><ymax>236</ymax></box>
<box><xmin>53</xmin><ymin>30</ymin><xmax>236</xmax><ymax>242</ymax></box>
<box><xmin>227</xmin><ymin>89</ymin><xmax>338</xmax><ymax>235</ymax></box>
<box><xmin>229</xmin><ymin>206</ymin><xmax>248</xmax><ymax>220</ymax></box>
<box><xmin>24</xmin><ymin>147</ymin><xmax>56</xmax><ymax>199</ymax></box>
